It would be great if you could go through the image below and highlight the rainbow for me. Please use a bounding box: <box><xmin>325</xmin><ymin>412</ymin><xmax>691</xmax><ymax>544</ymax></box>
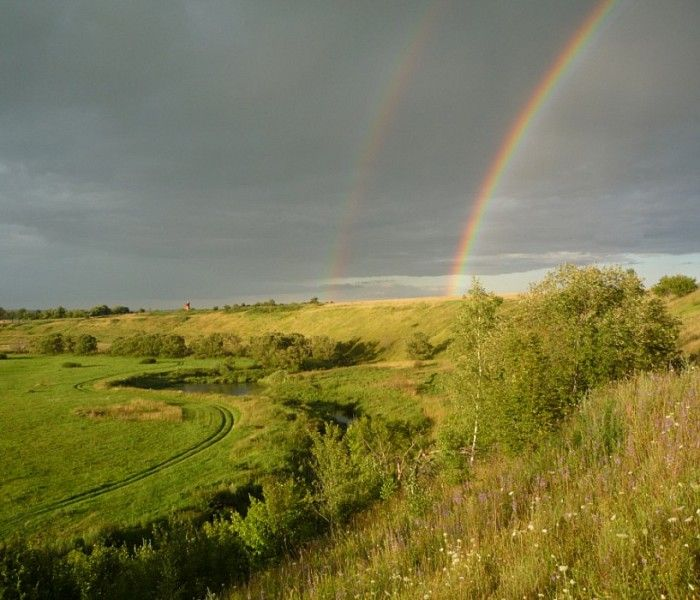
<box><xmin>447</xmin><ymin>0</ymin><xmax>616</xmax><ymax>296</ymax></box>
<box><xmin>328</xmin><ymin>0</ymin><xmax>447</xmax><ymax>294</ymax></box>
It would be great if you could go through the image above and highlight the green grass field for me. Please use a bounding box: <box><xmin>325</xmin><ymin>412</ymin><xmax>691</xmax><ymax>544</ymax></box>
<box><xmin>0</xmin><ymin>354</ymin><xmax>430</xmax><ymax>543</ymax></box>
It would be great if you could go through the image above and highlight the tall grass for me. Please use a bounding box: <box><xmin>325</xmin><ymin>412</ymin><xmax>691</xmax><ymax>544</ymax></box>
<box><xmin>230</xmin><ymin>368</ymin><xmax>700</xmax><ymax>598</ymax></box>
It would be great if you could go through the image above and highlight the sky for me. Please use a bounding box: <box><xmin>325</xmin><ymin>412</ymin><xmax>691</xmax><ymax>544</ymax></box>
<box><xmin>1</xmin><ymin>0</ymin><xmax>698</xmax><ymax>308</ymax></box>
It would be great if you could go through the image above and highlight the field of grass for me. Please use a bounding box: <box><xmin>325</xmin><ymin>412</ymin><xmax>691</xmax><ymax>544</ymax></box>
<box><xmin>0</xmin><ymin>355</ymin><xmax>430</xmax><ymax>543</ymax></box>
<box><xmin>229</xmin><ymin>368</ymin><xmax>700</xmax><ymax>599</ymax></box>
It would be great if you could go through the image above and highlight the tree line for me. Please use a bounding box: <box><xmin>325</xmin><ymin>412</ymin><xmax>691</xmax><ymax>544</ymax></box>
<box><xmin>0</xmin><ymin>305</ymin><xmax>131</xmax><ymax>321</ymax></box>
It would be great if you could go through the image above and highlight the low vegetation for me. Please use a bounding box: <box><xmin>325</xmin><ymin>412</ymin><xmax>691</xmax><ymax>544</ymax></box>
<box><xmin>652</xmin><ymin>273</ymin><xmax>698</xmax><ymax>298</ymax></box>
<box><xmin>74</xmin><ymin>399</ymin><xmax>183</xmax><ymax>422</ymax></box>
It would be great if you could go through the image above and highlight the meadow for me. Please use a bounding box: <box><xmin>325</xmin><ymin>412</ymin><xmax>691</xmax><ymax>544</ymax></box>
<box><xmin>0</xmin><ymin>354</ymin><xmax>432</xmax><ymax>544</ymax></box>
<box><xmin>0</xmin><ymin>276</ymin><xmax>698</xmax><ymax>598</ymax></box>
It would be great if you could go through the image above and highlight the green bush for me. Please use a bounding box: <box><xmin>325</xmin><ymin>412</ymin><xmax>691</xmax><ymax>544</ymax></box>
<box><xmin>406</xmin><ymin>332</ymin><xmax>434</xmax><ymax>359</ymax></box>
<box><xmin>61</xmin><ymin>361</ymin><xmax>81</xmax><ymax>368</ymax></box>
<box><xmin>139</xmin><ymin>357</ymin><xmax>157</xmax><ymax>364</ymax></box>
<box><xmin>34</xmin><ymin>333</ymin><xmax>65</xmax><ymax>355</ymax></box>
<box><xmin>652</xmin><ymin>274</ymin><xmax>697</xmax><ymax>297</ymax></box>
<box><xmin>74</xmin><ymin>334</ymin><xmax>98</xmax><ymax>355</ymax></box>
<box><xmin>0</xmin><ymin>353</ymin><xmax>7</xmax><ymax>360</ymax></box>
<box><xmin>110</xmin><ymin>334</ymin><xmax>188</xmax><ymax>358</ymax></box>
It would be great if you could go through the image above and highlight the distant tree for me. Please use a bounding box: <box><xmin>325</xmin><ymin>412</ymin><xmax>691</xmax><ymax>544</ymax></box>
<box><xmin>406</xmin><ymin>332</ymin><xmax>434</xmax><ymax>360</ymax></box>
<box><xmin>89</xmin><ymin>305</ymin><xmax>111</xmax><ymax>317</ymax></box>
<box><xmin>652</xmin><ymin>274</ymin><xmax>697</xmax><ymax>298</ymax></box>
<box><xmin>110</xmin><ymin>305</ymin><xmax>130</xmax><ymax>315</ymax></box>
<box><xmin>74</xmin><ymin>334</ymin><xmax>98</xmax><ymax>355</ymax></box>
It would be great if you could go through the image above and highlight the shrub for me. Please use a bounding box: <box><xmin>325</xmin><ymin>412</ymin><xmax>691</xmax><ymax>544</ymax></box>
<box><xmin>652</xmin><ymin>274</ymin><xmax>697</xmax><ymax>297</ymax></box>
<box><xmin>62</xmin><ymin>361</ymin><xmax>81</xmax><ymax>368</ymax></box>
<box><xmin>139</xmin><ymin>357</ymin><xmax>157</xmax><ymax>364</ymax></box>
<box><xmin>74</xmin><ymin>334</ymin><xmax>98</xmax><ymax>355</ymax></box>
<box><xmin>34</xmin><ymin>333</ymin><xmax>65</xmax><ymax>355</ymax></box>
<box><xmin>110</xmin><ymin>334</ymin><xmax>189</xmax><ymax>358</ymax></box>
<box><xmin>0</xmin><ymin>353</ymin><xmax>7</xmax><ymax>360</ymax></box>
<box><xmin>406</xmin><ymin>332</ymin><xmax>434</xmax><ymax>359</ymax></box>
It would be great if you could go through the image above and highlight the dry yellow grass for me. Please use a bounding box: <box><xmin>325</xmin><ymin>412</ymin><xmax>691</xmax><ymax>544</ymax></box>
<box><xmin>669</xmin><ymin>288</ymin><xmax>700</xmax><ymax>355</ymax></box>
<box><xmin>74</xmin><ymin>398</ymin><xmax>183</xmax><ymax>422</ymax></box>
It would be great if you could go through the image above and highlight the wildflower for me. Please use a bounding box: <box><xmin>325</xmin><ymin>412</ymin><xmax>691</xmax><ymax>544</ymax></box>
<box><xmin>558</xmin><ymin>565</ymin><xmax>568</xmax><ymax>573</ymax></box>
<box><xmin>668</xmin><ymin>517</ymin><xmax>678</xmax><ymax>523</ymax></box>
<box><xmin>616</xmin><ymin>533</ymin><xmax>629</xmax><ymax>539</ymax></box>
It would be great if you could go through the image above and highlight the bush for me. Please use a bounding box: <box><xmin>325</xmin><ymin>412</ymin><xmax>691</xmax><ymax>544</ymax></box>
<box><xmin>139</xmin><ymin>357</ymin><xmax>157</xmax><ymax>364</ymax></box>
<box><xmin>652</xmin><ymin>274</ymin><xmax>697</xmax><ymax>297</ymax></box>
<box><xmin>0</xmin><ymin>353</ymin><xmax>7</xmax><ymax>360</ymax></box>
<box><xmin>110</xmin><ymin>334</ymin><xmax>189</xmax><ymax>358</ymax></box>
<box><xmin>34</xmin><ymin>333</ymin><xmax>65</xmax><ymax>355</ymax></box>
<box><xmin>406</xmin><ymin>332</ymin><xmax>434</xmax><ymax>359</ymax></box>
<box><xmin>74</xmin><ymin>334</ymin><xmax>98</xmax><ymax>355</ymax></box>
<box><xmin>62</xmin><ymin>361</ymin><xmax>81</xmax><ymax>368</ymax></box>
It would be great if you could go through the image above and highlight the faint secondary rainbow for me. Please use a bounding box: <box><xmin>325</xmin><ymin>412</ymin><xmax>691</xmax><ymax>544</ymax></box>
<box><xmin>327</xmin><ymin>0</ymin><xmax>447</xmax><ymax>296</ymax></box>
<box><xmin>447</xmin><ymin>0</ymin><xmax>616</xmax><ymax>296</ymax></box>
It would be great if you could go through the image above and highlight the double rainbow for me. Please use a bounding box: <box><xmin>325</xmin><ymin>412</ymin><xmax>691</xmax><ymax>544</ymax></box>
<box><xmin>447</xmin><ymin>0</ymin><xmax>616</xmax><ymax>296</ymax></box>
<box><xmin>328</xmin><ymin>0</ymin><xmax>448</xmax><ymax>292</ymax></box>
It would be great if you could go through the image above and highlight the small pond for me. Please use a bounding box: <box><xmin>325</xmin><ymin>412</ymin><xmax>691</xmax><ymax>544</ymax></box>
<box><xmin>174</xmin><ymin>382</ymin><xmax>262</xmax><ymax>396</ymax></box>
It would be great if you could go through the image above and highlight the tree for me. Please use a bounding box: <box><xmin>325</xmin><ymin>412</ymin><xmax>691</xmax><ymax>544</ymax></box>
<box><xmin>89</xmin><ymin>304</ymin><xmax>111</xmax><ymax>317</ymax></box>
<box><xmin>446</xmin><ymin>266</ymin><xmax>680</xmax><ymax>464</ymax></box>
<box><xmin>440</xmin><ymin>279</ymin><xmax>501</xmax><ymax>473</ymax></box>
<box><xmin>652</xmin><ymin>274</ymin><xmax>697</xmax><ymax>298</ymax></box>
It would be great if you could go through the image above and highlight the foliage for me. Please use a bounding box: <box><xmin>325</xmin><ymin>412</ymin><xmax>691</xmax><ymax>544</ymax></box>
<box><xmin>34</xmin><ymin>333</ymin><xmax>66</xmax><ymax>355</ymax></box>
<box><xmin>74</xmin><ymin>334</ymin><xmax>98</xmax><ymax>355</ymax></box>
<box><xmin>247</xmin><ymin>332</ymin><xmax>378</xmax><ymax>371</ymax></box>
<box><xmin>232</xmin><ymin>370</ymin><xmax>700</xmax><ymax>599</ymax></box>
<box><xmin>652</xmin><ymin>273</ymin><xmax>698</xmax><ymax>297</ymax></box>
<box><xmin>189</xmin><ymin>333</ymin><xmax>245</xmax><ymax>358</ymax></box>
<box><xmin>405</xmin><ymin>332</ymin><xmax>434</xmax><ymax>360</ymax></box>
<box><xmin>110</xmin><ymin>334</ymin><xmax>188</xmax><ymax>358</ymax></box>
<box><xmin>444</xmin><ymin>266</ymin><xmax>680</xmax><ymax>460</ymax></box>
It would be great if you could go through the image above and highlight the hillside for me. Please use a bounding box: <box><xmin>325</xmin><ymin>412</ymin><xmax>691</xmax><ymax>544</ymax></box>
<box><xmin>670</xmin><ymin>287</ymin><xmax>700</xmax><ymax>355</ymax></box>
<box><xmin>0</xmin><ymin>298</ymin><xmax>463</xmax><ymax>360</ymax></box>
<box><xmin>2</xmin><ymin>289</ymin><xmax>698</xmax><ymax>360</ymax></box>
<box><xmin>230</xmin><ymin>368</ymin><xmax>700</xmax><ymax>599</ymax></box>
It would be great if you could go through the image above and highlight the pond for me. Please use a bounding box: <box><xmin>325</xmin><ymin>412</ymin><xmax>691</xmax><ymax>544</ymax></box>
<box><xmin>173</xmin><ymin>382</ymin><xmax>262</xmax><ymax>396</ymax></box>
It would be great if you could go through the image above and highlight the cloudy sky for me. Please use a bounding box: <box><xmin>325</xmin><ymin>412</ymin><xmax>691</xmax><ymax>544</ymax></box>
<box><xmin>1</xmin><ymin>0</ymin><xmax>698</xmax><ymax>308</ymax></box>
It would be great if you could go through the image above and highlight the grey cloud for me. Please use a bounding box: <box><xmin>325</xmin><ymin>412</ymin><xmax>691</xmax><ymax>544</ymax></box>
<box><xmin>1</xmin><ymin>1</ymin><xmax>698</xmax><ymax>306</ymax></box>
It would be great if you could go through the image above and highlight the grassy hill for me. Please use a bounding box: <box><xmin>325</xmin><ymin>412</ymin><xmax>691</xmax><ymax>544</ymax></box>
<box><xmin>2</xmin><ymin>289</ymin><xmax>698</xmax><ymax>360</ymax></box>
<box><xmin>670</xmin><ymin>288</ymin><xmax>700</xmax><ymax>355</ymax></box>
<box><xmin>0</xmin><ymin>298</ymin><xmax>463</xmax><ymax>360</ymax></box>
<box><xmin>229</xmin><ymin>368</ymin><xmax>700</xmax><ymax>599</ymax></box>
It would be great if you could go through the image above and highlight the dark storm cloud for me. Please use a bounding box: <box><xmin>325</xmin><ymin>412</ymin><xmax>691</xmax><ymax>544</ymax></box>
<box><xmin>0</xmin><ymin>0</ymin><xmax>698</xmax><ymax>306</ymax></box>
